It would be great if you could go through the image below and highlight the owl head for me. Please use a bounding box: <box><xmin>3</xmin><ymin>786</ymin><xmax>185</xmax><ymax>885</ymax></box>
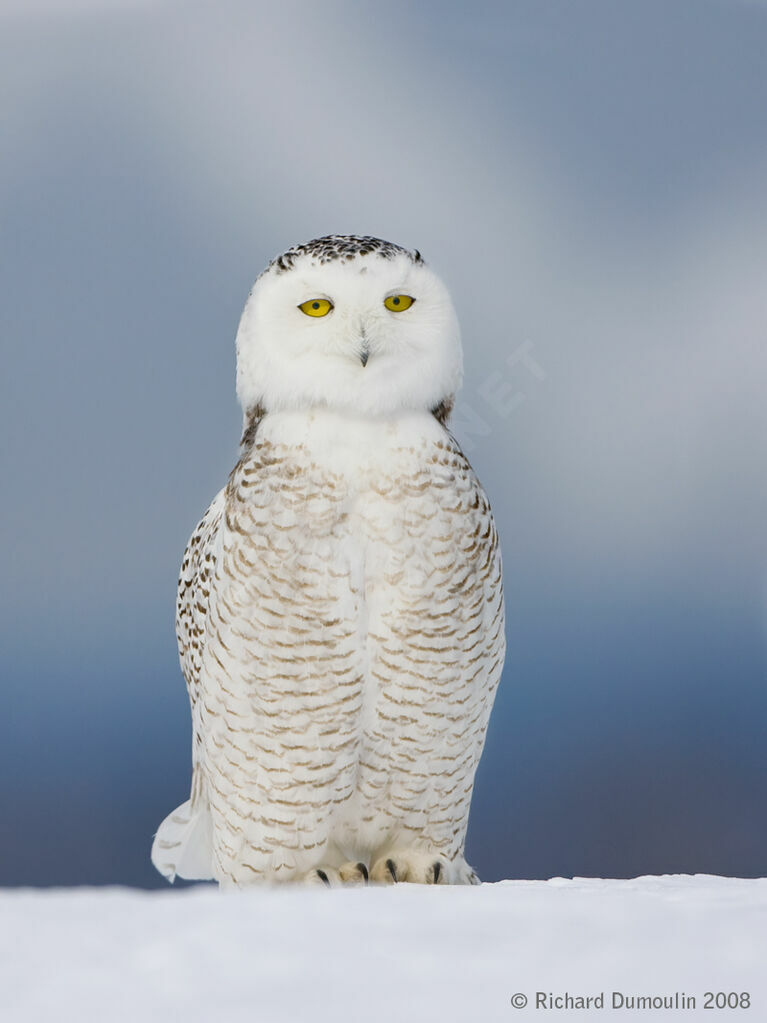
<box><xmin>235</xmin><ymin>235</ymin><xmax>462</xmax><ymax>427</ymax></box>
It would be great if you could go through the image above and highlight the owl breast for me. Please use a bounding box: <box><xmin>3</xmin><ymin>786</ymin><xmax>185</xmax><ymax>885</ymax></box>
<box><xmin>200</xmin><ymin>408</ymin><xmax>504</xmax><ymax>883</ymax></box>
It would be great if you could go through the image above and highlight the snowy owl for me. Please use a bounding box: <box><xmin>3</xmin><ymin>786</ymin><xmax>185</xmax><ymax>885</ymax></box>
<box><xmin>151</xmin><ymin>235</ymin><xmax>505</xmax><ymax>887</ymax></box>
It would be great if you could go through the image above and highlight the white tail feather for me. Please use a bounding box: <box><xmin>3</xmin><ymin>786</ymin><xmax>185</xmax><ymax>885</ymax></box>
<box><xmin>151</xmin><ymin>799</ymin><xmax>214</xmax><ymax>882</ymax></box>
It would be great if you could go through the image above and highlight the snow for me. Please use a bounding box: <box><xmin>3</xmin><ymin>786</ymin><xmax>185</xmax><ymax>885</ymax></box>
<box><xmin>2</xmin><ymin>876</ymin><xmax>765</xmax><ymax>1022</ymax></box>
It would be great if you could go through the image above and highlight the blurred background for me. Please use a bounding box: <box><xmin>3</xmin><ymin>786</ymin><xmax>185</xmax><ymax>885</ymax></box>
<box><xmin>1</xmin><ymin>0</ymin><xmax>765</xmax><ymax>888</ymax></box>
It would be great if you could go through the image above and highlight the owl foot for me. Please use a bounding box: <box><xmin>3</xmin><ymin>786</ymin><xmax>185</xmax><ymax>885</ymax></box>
<box><xmin>303</xmin><ymin>861</ymin><xmax>369</xmax><ymax>887</ymax></box>
<box><xmin>370</xmin><ymin>850</ymin><xmax>449</xmax><ymax>885</ymax></box>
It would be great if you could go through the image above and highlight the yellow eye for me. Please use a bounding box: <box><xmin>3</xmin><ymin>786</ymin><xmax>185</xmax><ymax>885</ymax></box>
<box><xmin>384</xmin><ymin>294</ymin><xmax>415</xmax><ymax>312</ymax></box>
<box><xmin>299</xmin><ymin>298</ymin><xmax>333</xmax><ymax>317</ymax></box>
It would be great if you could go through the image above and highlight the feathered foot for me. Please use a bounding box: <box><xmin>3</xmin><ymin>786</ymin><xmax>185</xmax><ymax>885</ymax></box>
<box><xmin>369</xmin><ymin>850</ymin><xmax>451</xmax><ymax>885</ymax></box>
<box><xmin>303</xmin><ymin>861</ymin><xmax>369</xmax><ymax>887</ymax></box>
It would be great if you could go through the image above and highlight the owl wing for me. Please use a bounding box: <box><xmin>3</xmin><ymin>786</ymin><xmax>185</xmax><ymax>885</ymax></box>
<box><xmin>151</xmin><ymin>488</ymin><xmax>226</xmax><ymax>882</ymax></box>
<box><xmin>176</xmin><ymin>487</ymin><xmax>227</xmax><ymax>752</ymax></box>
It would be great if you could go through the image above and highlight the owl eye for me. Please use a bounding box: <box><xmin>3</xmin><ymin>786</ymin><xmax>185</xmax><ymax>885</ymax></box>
<box><xmin>299</xmin><ymin>298</ymin><xmax>333</xmax><ymax>317</ymax></box>
<box><xmin>384</xmin><ymin>294</ymin><xmax>415</xmax><ymax>312</ymax></box>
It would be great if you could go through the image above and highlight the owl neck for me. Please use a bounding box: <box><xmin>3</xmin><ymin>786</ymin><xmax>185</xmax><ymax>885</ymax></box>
<box><xmin>240</xmin><ymin>397</ymin><xmax>453</xmax><ymax>452</ymax></box>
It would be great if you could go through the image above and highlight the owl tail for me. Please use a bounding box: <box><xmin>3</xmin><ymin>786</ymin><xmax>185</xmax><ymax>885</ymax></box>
<box><xmin>151</xmin><ymin>799</ymin><xmax>214</xmax><ymax>882</ymax></box>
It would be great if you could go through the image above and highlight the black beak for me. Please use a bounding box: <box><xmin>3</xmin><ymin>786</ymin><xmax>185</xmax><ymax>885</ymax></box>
<box><xmin>359</xmin><ymin>341</ymin><xmax>369</xmax><ymax>367</ymax></box>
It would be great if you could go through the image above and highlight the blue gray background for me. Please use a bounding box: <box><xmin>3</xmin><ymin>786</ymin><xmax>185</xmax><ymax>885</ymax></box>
<box><xmin>2</xmin><ymin>0</ymin><xmax>766</xmax><ymax>887</ymax></box>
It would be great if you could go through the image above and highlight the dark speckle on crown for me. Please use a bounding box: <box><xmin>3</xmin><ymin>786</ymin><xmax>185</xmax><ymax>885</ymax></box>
<box><xmin>264</xmin><ymin>235</ymin><xmax>424</xmax><ymax>276</ymax></box>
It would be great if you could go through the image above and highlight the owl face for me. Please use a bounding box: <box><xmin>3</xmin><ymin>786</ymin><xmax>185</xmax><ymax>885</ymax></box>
<box><xmin>235</xmin><ymin>237</ymin><xmax>462</xmax><ymax>419</ymax></box>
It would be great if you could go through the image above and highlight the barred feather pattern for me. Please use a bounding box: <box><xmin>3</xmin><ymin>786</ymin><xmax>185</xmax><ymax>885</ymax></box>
<box><xmin>173</xmin><ymin>410</ymin><xmax>504</xmax><ymax>886</ymax></box>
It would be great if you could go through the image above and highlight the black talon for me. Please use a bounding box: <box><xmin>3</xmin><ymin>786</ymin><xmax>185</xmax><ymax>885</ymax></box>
<box><xmin>386</xmin><ymin>858</ymin><xmax>398</xmax><ymax>882</ymax></box>
<box><xmin>432</xmin><ymin>861</ymin><xmax>442</xmax><ymax>884</ymax></box>
<box><xmin>357</xmin><ymin>862</ymin><xmax>369</xmax><ymax>883</ymax></box>
<box><xmin>316</xmin><ymin>869</ymin><xmax>330</xmax><ymax>887</ymax></box>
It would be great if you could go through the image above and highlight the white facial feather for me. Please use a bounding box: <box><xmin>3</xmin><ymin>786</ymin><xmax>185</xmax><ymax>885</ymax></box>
<box><xmin>235</xmin><ymin>245</ymin><xmax>462</xmax><ymax>419</ymax></box>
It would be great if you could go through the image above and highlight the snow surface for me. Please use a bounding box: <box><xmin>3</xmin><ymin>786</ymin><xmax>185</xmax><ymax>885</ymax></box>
<box><xmin>2</xmin><ymin>876</ymin><xmax>765</xmax><ymax>1023</ymax></box>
